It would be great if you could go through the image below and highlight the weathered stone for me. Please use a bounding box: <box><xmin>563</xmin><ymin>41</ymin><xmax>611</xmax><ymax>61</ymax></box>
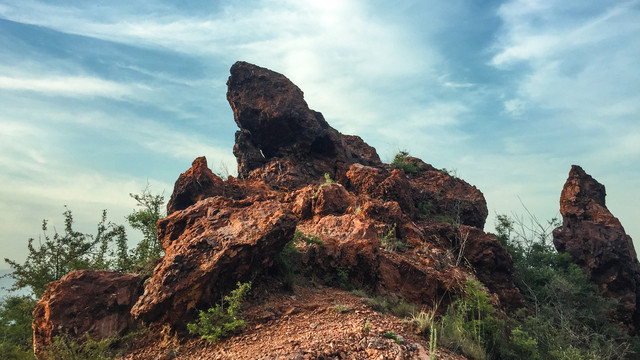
<box><xmin>33</xmin><ymin>271</ymin><xmax>142</xmax><ymax>355</ymax></box>
<box><xmin>227</xmin><ymin>61</ymin><xmax>381</xmax><ymax>188</ymax></box>
<box><xmin>166</xmin><ymin>156</ymin><xmax>224</xmax><ymax>215</ymax></box>
<box><xmin>411</xmin><ymin>169</ymin><xmax>488</xmax><ymax>228</ymax></box>
<box><xmin>459</xmin><ymin>225</ymin><xmax>524</xmax><ymax>310</ymax></box>
<box><xmin>553</xmin><ymin>165</ymin><xmax>640</xmax><ymax>331</ymax></box>
<box><xmin>312</xmin><ymin>183</ymin><xmax>355</xmax><ymax>218</ymax></box>
<box><xmin>131</xmin><ymin>197</ymin><xmax>297</xmax><ymax>325</ymax></box>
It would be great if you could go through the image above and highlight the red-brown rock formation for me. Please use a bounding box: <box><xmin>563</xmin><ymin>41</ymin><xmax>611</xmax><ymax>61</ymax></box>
<box><xmin>32</xmin><ymin>62</ymin><xmax>524</xmax><ymax>353</ymax></box>
<box><xmin>131</xmin><ymin>197</ymin><xmax>297</xmax><ymax>325</ymax></box>
<box><xmin>553</xmin><ymin>165</ymin><xmax>640</xmax><ymax>331</ymax></box>
<box><xmin>227</xmin><ymin>61</ymin><xmax>381</xmax><ymax>189</ymax></box>
<box><xmin>166</xmin><ymin>156</ymin><xmax>224</xmax><ymax>215</ymax></box>
<box><xmin>32</xmin><ymin>271</ymin><xmax>142</xmax><ymax>355</ymax></box>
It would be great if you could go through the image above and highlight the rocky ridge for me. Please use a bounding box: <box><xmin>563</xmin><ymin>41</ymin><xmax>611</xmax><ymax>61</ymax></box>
<box><xmin>32</xmin><ymin>62</ymin><xmax>524</xmax><ymax>358</ymax></box>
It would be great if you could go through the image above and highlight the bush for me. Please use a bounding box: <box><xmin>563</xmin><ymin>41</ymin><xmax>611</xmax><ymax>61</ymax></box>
<box><xmin>276</xmin><ymin>230</ymin><xmax>323</xmax><ymax>289</ymax></box>
<box><xmin>0</xmin><ymin>296</ymin><xmax>36</xmax><ymax>354</ymax></box>
<box><xmin>363</xmin><ymin>295</ymin><xmax>416</xmax><ymax>318</ymax></box>
<box><xmin>40</xmin><ymin>330</ymin><xmax>142</xmax><ymax>360</ymax></box>
<box><xmin>3</xmin><ymin>208</ymin><xmax>130</xmax><ymax>297</ymax></box>
<box><xmin>384</xmin><ymin>330</ymin><xmax>403</xmax><ymax>344</ymax></box>
<box><xmin>438</xmin><ymin>280</ymin><xmax>505</xmax><ymax>360</ymax></box>
<box><xmin>187</xmin><ymin>282</ymin><xmax>252</xmax><ymax>343</ymax></box>
<box><xmin>494</xmin><ymin>214</ymin><xmax>639</xmax><ymax>360</ymax></box>
<box><xmin>391</xmin><ymin>150</ymin><xmax>420</xmax><ymax>174</ymax></box>
<box><xmin>333</xmin><ymin>304</ymin><xmax>353</xmax><ymax>314</ymax></box>
<box><xmin>126</xmin><ymin>187</ymin><xmax>165</xmax><ymax>271</ymax></box>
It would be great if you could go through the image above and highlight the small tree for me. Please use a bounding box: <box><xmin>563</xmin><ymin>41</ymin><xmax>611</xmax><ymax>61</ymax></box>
<box><xmin>126</xmin><ymin>186</ymin><xmax>165</xmax><ymax>270</ymax></box>
<box><xmin>391</xmin><ymin>150</ymin><xmax>420</xmax><ymax>174</ymax></box>
<box><xmin>4</xmin><ymin>208</ymin><xmax>126</xmax><ymax>298</ymax></box>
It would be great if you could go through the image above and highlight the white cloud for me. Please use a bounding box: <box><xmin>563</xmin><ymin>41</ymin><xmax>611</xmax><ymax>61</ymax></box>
<box><xmin>0</xmin><ymin>0</ymin><xmax>443</xmax><ymax>125</ymax></box>
<box><xmin>491</xmin><ymin>1</ymin><xmax>640</xmax><ymax>128</ymax></box>
<box><xmin>0</xmin><ymin>75</ymin><xmax>131</xmax><ymax>97</ymax></box>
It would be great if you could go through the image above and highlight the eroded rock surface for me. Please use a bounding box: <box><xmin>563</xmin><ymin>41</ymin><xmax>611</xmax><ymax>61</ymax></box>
<box><xmin>131</xmin><ymin>197</ymin><xmax>297</xmax><ymax>325</ymax></box>
<box><xmin>32</xmin><ymin>271</ymin><xmax>142</xmax><ymax>355</ymax></box>
<box><xmin>553</xmin><ymin>165</ymin><xmax>640</xmax><ymax>331</ymax></box>
<box><xmin>227</xmin><ymin>61</ymin><xmax>381</xmax><ymax>188</ymax></box>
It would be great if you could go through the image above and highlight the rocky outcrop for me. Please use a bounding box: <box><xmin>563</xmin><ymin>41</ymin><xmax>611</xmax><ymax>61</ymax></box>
<box><xmin>345</xmin><ymin>162</ymin><xmax>488</xmax><ymax>228</ymax></box>
<box><xmin>131</xmin><ymin>197</ymin><xmax>297</xmax><ymax>325</ymax></box>
<box><xmin>553</xmin><ymin>165</ymin><xmax>640</xmax><ymax>331</ymax></box>
<box><xmin>32</xmin><ymin>271</ymin><xmax>142</xmax><ymax>355</ymax></box>
<box><xmin>227</xmin><ymin>61</ymin><xmax>381</xmax><ymax>189</ymax></box>
<box><xmin>33</xmin><ymin>62</ymin><xmax>524</xmax><ymax>352</ymax></box>
<box><xmin>166</xmin><ymin>156</ymin><xmax>224</xmax><ymax>215</ymax></box>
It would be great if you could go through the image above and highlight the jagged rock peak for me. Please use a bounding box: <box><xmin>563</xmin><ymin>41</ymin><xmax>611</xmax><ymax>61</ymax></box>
<box><xmin>227</xmin><ymin>61</ymin><xmax>381</xmax><ymax>185</ymax></box>
<box><xmin>553</xmin><ymin>165</ymin><xmax>640</xmax><ymax>332</ymax></box>
<box><xmin>166</xmin><ymin>156</ymin><xmax>224</xmax><ymax>215</ymax></box>
<box><xmin>558</xmin><ymin>165</ymin><xmax>610</xmax><ymax>223</ymax></box>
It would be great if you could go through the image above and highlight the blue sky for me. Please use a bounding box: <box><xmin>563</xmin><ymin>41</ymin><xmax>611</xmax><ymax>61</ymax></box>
<box><xmin>1</xmin><ymin>0</ymin><xmax>639</xmax><ymax>267</ymax></box>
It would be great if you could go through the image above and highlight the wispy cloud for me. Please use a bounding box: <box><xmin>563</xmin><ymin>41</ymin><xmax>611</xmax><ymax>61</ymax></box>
<box><xmin>492</xmin><ymin>0</ymin><xmax>640</xmax><ymax>118</ymax></box>
<box><xmin>0</xmin><ymin>75</ymin><xmax>131</xmax><ymax>97</ymax></box>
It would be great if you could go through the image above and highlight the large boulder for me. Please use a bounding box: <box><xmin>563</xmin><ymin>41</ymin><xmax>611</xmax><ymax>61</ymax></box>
<box><xmin>553</xmin><ymin>165</ymin><xmax>640</xmax><ymax>331</ymax></box>
<box><xmin>345</xmin><ymin>162</ymin><xmax>488</xmax><ymax>228</ymax></box>
<box><xmin>227</xmin><ymin>61</ymin><xmax>381</xmax><ymax>188</ymax></box>
<box><xmin>131</xmin><ymin>197</ymin><xmax>297</xmax><ymax>325</ymax></box>
<box><xmin>32</xmin><ymin>271</ymin><xmax>142</xmax><ymax>355</ymax></box>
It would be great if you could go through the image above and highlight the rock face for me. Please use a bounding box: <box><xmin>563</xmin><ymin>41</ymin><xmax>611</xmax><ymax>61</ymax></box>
<box><xmin>33</xmin><ymin>62</ymin><xmax>524</xmax><ymax>351</ymax></box>
<box><xmin>32</xmin><ymin>271</ymin><xmax>142</xmax><ymax>355</ymax></box>
<box><xmin>227</xmin><ymin>61</ymin><xmax>381</xmax><ymax>188</ymax></box>
<box><xmin>131</xmin><ymin>197</ymin><xmax>297</xmax><ymax>325</ymax></box>
<box><xmin>553</xmin><ymin>165</ymin><xmax>640</xmax><ymax>331</ymax></box>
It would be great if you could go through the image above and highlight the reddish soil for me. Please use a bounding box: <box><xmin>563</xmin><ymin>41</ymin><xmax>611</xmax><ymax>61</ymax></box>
<box><xmin>119</xmin><ymin>284</ymin><xmax>466</xmax><ymax>360</ymax></box>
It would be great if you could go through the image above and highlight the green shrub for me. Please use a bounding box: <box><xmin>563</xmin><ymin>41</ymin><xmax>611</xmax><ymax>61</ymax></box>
<box><xmin>0</xmin><ymin>296</ymin><xmax>36</xmax><ymax>355</ymax></box>
<box><xmin>410</xmin><ymin>309</ymin><xmax>436</xmax><ymax>335</ymax></box>
<box><xmin>494</xmin><ymin>214</ymin><xmax>639</xmax><ymax>360</ymax></box>
<box><xmin>332</xmin><ymin>267</ymin><xmax>351</xmax><ymax>289</ymax></box>
<box><xmin>362</xmin><ymin>319</ymin><xmax>371</xmax><ymax>333</ymax></box>
<box><xmin>40</xmin><ymin>330</ymin><xmax>142</xmax><ymax>360</ymax></box>
<box><xmin>434</xmin><ymin>214</ymin><xmax>455</xmax><ymax>225</ymax></box>
<box><xmin>187</xmin><ymin>282</ymin><xmax>251</xmax><ymax>344</ymax></box>
<box><xmin>350</xmin><ymin>289</ymin><xmax>368</xmax><ymax>298</ymax></box>
<box><xmin>391</xmin><ymin>150</ymin><xmax>420</xmax><ymax>174</ymax></box>
<box><xmin>0</xmin><ymin>343</ymin><xmax>35</xmax><ymax>360</ymax></box>
<box><xmin>438</xmin><ymin>280</ymin><xmax>505</xmax><ymax>360</ymax></box>
<box><xmin>276</xmin><ymin>230</ymin><xmax>323</xmax><ymax>289</ymax></box>
<box><xmin>384</xmin><ymin>330</ymin><xmax>403</xmax><ymax>344</ymax></box>
<box><xmin>417</xmin><ymin>200</ymin><xmax>432</xmax><ymax>218</ymax></box>
<box><xmin>379</xmin><ymin>224</ymin><xmax>409</xmax><ymax>252</ymax></box>
<box><xmin>322</xmin><ymin>173</ymin><xmax>334</xmax><ymax>186</ymax></box>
